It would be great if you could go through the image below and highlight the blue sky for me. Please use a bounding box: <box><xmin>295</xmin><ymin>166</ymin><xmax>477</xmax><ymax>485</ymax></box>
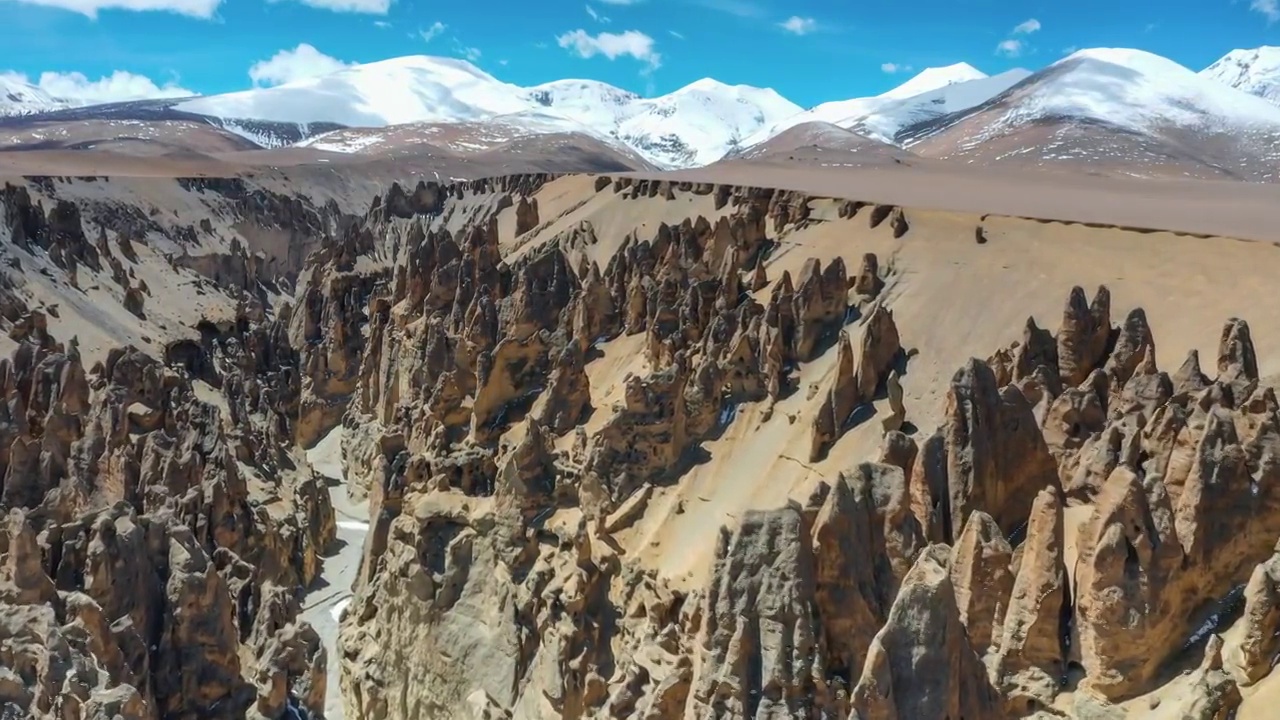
<box><xmin>1</xmin><ymin>0</ymin><xmax>1279</xmax><ymax>107</ymax></box>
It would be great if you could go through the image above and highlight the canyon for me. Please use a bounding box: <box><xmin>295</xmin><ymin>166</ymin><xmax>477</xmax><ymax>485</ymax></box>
<box><xmin>2</xmin><ymin>163</ymin><xmax>1280</xmax><ymax>719</ymax></box>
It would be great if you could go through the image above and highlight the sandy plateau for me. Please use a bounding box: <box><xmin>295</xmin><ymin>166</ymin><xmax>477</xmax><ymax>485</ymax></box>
<box><xmin>2</xmin><ymin>144</ymin><xmax>1280</xmax><ymax>720</ymax></box>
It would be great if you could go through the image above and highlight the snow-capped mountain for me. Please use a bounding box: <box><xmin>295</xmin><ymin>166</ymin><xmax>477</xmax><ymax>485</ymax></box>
<box><xmin>0</xmin><ymin>74</ymin><xmax>70</xmax><ymax>116</ymax></box>
<box><xmin>1201</xmin><ymin>46</ymin><xmax>1280</xmax><ymax>106</ymax></box>
<box><xmin>743</xmin><ymin>63</ymin><xmax>1030</xmax><ymax>147</ymax></box>
<box><xmin>13</xmin><ymin>45</ymin><xmax>1280</xmax><ymax>179</ymax></box>
<box><xmin>878</xmin><ymin>62</ymin><xmax>987</xmax><ymax>100</ymax></box>
<box><xmin>983</xmin><ymin>48</ymin><xmax>1280</xmax><ymax>134</ymax></box>
<box><xmin>613</xmin><ymin>79</ymin><xmax>801</xmax><ymax>167</ymax></box>
<box><xmin>174</xmin><ymin>56</ymin><xmax>797</xmax><ymax>168</ymax></box>
<box><xmin>906</xmin><ymin>48</ymin><xmax>1280</xmax><ymax>181</ymax></box>
<box><xmin>524</xmin><ymin>79</ymin><xmax>643</xmax><ymax>132</ymax></box>
<box><xmin>177</xmin><ymin>56</ymin><xmax>532</xmax><ymax>128</ymax></box>
<box><xmin>296</xmin><ymin>109</ymin><xmax>647</xmax><ymax>161</ymax></box>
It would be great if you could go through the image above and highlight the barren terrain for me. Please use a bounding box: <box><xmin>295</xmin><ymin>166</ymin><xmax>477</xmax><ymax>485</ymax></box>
<box><xmin>1</xmin><ymin>146</ymin><xmax>1280</xmax><ymax>720</ymax></box>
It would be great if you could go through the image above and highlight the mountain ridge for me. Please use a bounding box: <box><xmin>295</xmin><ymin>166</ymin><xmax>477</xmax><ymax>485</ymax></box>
<box><xmin>898</xmin><ymin>47</ymin><xmax>1280</xmax><ymax>182</ymax></box>
<box><xmin>5</xmin><ymin>46</ymin><xmax>1280</xmax><ymax>173</ymax></box>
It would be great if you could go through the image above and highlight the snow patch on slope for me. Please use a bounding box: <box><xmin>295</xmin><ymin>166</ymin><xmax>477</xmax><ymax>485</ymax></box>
<box><xmin>853</xmin><ymin>69</ymin><xmax>1032</xmax><ymax>141</ymax></box>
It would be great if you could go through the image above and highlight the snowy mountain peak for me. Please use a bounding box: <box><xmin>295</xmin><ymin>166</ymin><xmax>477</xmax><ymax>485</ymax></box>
<box><xmin>0</xmin><ymin>73</ymin><xmax>70</xmax><ymax>116</ymax></box>
<box><xmin>176</xmin><ymin>53</ymin><xmax>530</xmax><ymax>129</ymax></box>
<box><xmin>525</xmin><ymin>79</ymin><xmax>641</xmax><ymax>106</ymax></box>
<box><xmin>670</xmin><ymin>78</ymin><xmax>797</xmax><ymax>109</ymax></box>
<box><xmin>171</xmin><ymin>53</ymin><xmax>798</xmax><ymax>169</ymax></box>
<box><xmin>880</xmin><ymin>62</ymin><xmax>988</xmax><ymax>100</ymax></box>
<box><xmin>355</xmin><ymin>54</ymin><xmax>501</xmax><ymax>79</ymax></box>
<box><xmin>1058</xmin><ymin>47</ymin><xmax>1196</xmax><ymax>75</ymax></box>
<box><xmin>681</xmin><ymin>77</ymin><xmax>739</xmax><ymax>92</ymax></box>
<box><xmin>1201</xmin><ymin>46</ymin><xmax>1280</xmax><ymax>106</ymax></box>
<box><xmin>978</xmin><ymin>46</ymin><xmax>1280</xmax><ymax>138</ymax></box>
<box><xmin>742</xmin><ymin>61</ymin><xmax>1025</xmax><ymax>149</ymax></box>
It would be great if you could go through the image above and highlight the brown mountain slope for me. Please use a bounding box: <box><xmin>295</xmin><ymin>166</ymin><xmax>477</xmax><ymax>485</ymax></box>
<box><xmin>724</xmin><ymin>121</ymin><xmax>917</xmax><ymax>167</ymax></box>
<box><xmin>0</xmin><ymin>118</ymin><xmax>260</xmax><ymax>155</ymax></box>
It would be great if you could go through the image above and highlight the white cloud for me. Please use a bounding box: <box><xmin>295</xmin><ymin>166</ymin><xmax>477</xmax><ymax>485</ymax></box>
<box><xmin>1012</xmin><ymin>18</ymin><xmax>1041</xmax><ymax>35</ymax></box>
<box><xmin>3</xmin><ymin>69</ymin><xmax>193</xmax><ymax>104</ymax></box>
<box><xmin>1253</xmin><ymin>0</ymin><xmax>1279</xmax><ymax>22</ymax></box>
<box><xmin>996</xmin><ymin>39</ymin><xmax>1024</xmax><ymax>57</ymax></box>
<box><xmin>248</xmin><ymin>44</ymin><xmax>351</xmax><ymax>87</ymax></box>
<box><xmin>373</xmin><ymin>19</ymin><xmax>390</xmax><ymax>28</ymax></box>
<box><xmin>669</xmin><ymin>30</ymin><xmax>684</xmax><ymax>39</ymax></box>
<box><xmin>269</xmin><ymin>0</ymin><xmax>390</xmax><ymax>14</ymax></box>
<box><xmin>557</xmin><ymin>29</ymin><xmax>661</xmax><ymax>70</ymax></box>
<box><xmin>419</xmin><ymin>21</ymin><xmax>446</xmax><ymax>42</ymax></box>
<box><xmin>459</xmin><ymin>46</ymin><xmax>482</xmax><ymax>62</ymax></box>
<box><xmin>880</xmin><ymin>63</ymin><xmax>912</xmax><ymax>74</ymax></box>
<box><xmin>6</xmin><ymin>0</ymin><xmax>218</xmax><ymax>18</ymax></box>
<box><xmin>1063</xmin><ymin>45</ymin><xmax>1079</xmax><ymax>55</ymax></box>
<box><xmin>995</xmin><ymin>19</ymin><xmax>1038</xmax><ymax>57</ymax></box>
<box><xmin>586</xmin><ymin>4</ymin><xmax>610</xmax><ymax>21</ymax></box>
<box><xmin>779</xmin><ymin>15</ymin><xmax>816</xmax><ymax>35</ymax></box>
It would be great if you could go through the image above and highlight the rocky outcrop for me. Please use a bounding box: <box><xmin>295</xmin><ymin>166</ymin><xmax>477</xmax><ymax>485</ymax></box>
<box><xmin>531</xmin><ymin>343</ymin><xmax>592</xmax><ymax>435</ymax></box>
<box><xmin>811</xmin><ymin>306</ymin><xmax>903</xmax><ymax>461</ymax></box>
<box><xmin>293</xmin><ymin>218</ymin><xmax>388</xmax><ymax>448</ymax></box>
<box><xmin>1227</xmin><ymin>547</ymin><xmax>1280</xmax><ymax>684</ymax></box>
<box><xmin>689</xmin><ymin>506</ymin><xmax>826</xmax><ymax>717</ymax></box>
<box><xmin>0</xmin><ymin>309</ymin><xmax>332</xmax><ymax>720</ymax></box>
<box><xmin>515</xmin><ymin>196</ymin><xmax>540</xmax><ymax>235</ymax></box>
<box><xmin>1057</xmin><ymin>285</ymin><xmax>1111</xmax><ymax>387</ymax></box>
<box><xmin>811</xmin><ymin>463</ymin><xmax>924</xmax><ymax>688</ymax></box>
<box><xmin>913</xmin><ymin>357</ymin><xmax>1058</xmax><ymax>543</ymax></box>
<box><xmin>848</xmin><ymin>544</ymin><xmax>998</xmax><ymax>720</ymax></box>
<box><xmin>991</xmin><ymin>486</ymin><xmax>1068</xmax><ymax>710</ymax></box>
<box><xmin>309</xmin><ymin>180</ymin><xmax>1280</xmax><ymax>717</ymax></box>
<box><xmin>1165</xmin><ymin>636</ymin><xmax>1242</xmax><ymax>720</ymax></box>
<box><xmin>949</xmin><ymin>510</ymin><xmax>1013</xmax><ymax>657</ymax></box>
<box><xmin>1</xmin><ymin>184</ymin><xmax>102</xmax><ymax>273</ymax></box>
